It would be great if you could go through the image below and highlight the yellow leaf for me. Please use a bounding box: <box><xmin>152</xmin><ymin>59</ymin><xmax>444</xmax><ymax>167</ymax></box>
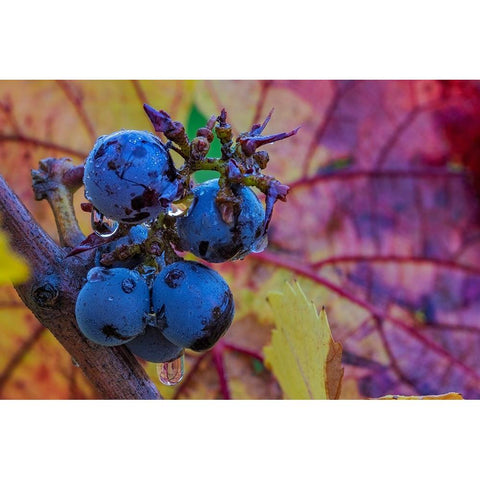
<box><xmin>376</xmin><ymin>392</ymin><xmax>464</xmax><ymax>400</ymax></box>
<box><xmin>0</xmin><ymin>228</ymin><xmax>29</xmax><ymax>285</ymax></box>
<box><xmin>263</xmin><ymin>281</ymin><xmax>344</xmax><ymax>399</ymax></box>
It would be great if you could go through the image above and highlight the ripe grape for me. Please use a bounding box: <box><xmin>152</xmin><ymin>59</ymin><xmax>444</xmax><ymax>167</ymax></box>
<box><xmin>126</xmin><ymin>325</ymin><xmax>184</xmax><ymax>363</ymax></box>
<box><xmin>176</xmin><ymin>179</ymin><xmax>266</xmax><ymax>263</ymax></box>
<box><xmin>75</xmin><ymin>267</ymin><xmax>149</xmax><ymax>346</ymax></box>
<box><xmin>84</xmin><ymin>130</ymin><xmax>179</xmax><ymax>224</ymax></box>
<box><xmin>152</xmin><ymin>260</ymin><xmax>234</xmax><ymax>351</ymax></box>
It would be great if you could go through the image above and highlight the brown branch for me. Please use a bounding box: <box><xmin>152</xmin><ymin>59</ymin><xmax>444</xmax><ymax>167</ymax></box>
<box><xmin>0</xmin><ymin>174</ymin><xmax>161</xmax><ymax>399</ymax></box>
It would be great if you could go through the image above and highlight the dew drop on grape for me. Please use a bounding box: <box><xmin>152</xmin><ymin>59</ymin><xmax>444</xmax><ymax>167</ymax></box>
<box><xmin>86</xmin><ymin>266</ymin><xmax>110</xmax><ymax>282</ymax></box>
<box><xmin>250</xmin><ymin>233</ymin><xmax>268</xmax><ymax>253</ymax></box>
<box><xmin>157</xmin><ymin>354</ymin><xmax>184</xmax><ymax>386</ymax></box>
<box><xmin>91</xmin><ymin>208</ymin><xmax>119</xmax><ymax>238</ymax></box>
<box><xmin>121</xmin><ymin>277</ymin><xmax>136</xmax><ymax>294</ymax></box>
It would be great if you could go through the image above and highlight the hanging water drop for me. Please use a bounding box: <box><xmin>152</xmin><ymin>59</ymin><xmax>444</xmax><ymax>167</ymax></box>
<box><xmin>250</xmin><ymin>233</ymin><xmax>268</xmax><ymax>253</ymax></box>
<box><xmin>91</xmin><ymin>208</ymin><xmax>119</xmax><ymax>238</ymax></box>
<box><xmin>157</xmin><ymin>354</ymin><xmax>184</xmax><ymax>386</ymax></box>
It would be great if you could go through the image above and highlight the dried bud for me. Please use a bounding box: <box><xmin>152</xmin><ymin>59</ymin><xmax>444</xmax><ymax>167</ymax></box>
<box><xmin>191</xmin><ymin>137</ymin><xmax>210</xmax><ymax>160</ymax></box>
<box><xmin>253</xmin><ymin>151</ymin><xmax>269</xmax><ymax>169</ymax></box>
<box><xmin>196</xmin><ymin>127</ymin><xmax>214</xmax><ymax>143</ymax></box>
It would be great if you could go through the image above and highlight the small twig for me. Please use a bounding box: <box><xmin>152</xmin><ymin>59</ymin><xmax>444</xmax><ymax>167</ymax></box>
<box><xmin>31</xmin><ymin>158</ymin><xmax>85</xmax><ymax>248</ymax></box>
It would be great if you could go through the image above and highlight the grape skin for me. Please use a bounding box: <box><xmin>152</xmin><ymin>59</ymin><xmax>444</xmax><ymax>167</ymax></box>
<box><xmin>126</xmin><ymin>325</ymin><xmax>184</xmax><ymax>363</ymax></box>
<box><xmin>176</xmin><ymin>179</ymin><xmax>266</xmax><ymax>263</ymax></box>
<box><xmin>152</xmin><ymin>260</ymin><xmax>235</xmax><ymax>351</ymax></box>
<box><xmin>75</xmin><ymin>267</ymin><xmax>149</xmax><ymax>346</ymax></box>
<box><xmin>84</xmin><ymin>130</ymin><xmax>179</xmax><ymax>224</ymax></box>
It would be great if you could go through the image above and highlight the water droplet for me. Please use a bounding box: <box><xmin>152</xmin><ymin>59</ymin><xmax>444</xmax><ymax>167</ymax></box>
<box><xmin>91</xmin><ymin>208</ymin><xmax>119</xmax><ymax>238</ymax></box>
<box><xmin>121</xmin><ymin>278</ymin><xmax>136</xmax><ymax>293</ymax></box>
<box><xmin>157</xmin><ymin>354</ymin><xmax>184</xmax><ymax>386</ymax></box>
<box><xmin>250</xmin><ymin>233</ymin><xmax>268</xmax><ymax>253</ymax></box>
<box><xmin>87</xmin><ymin>266</ymin><xmax>110</xmax><ymax>282</ymax></box>
<box><xmin>107</xmin><ymin>296</ymin><xmax>114</xmax><ymax>301</ymax></box>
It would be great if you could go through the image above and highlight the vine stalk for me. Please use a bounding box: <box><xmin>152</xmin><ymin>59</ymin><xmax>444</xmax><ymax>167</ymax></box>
<box><xmin>0</xmin><ymin>173</ymin><xmax>161</xmax><ymax>399</ymax></box>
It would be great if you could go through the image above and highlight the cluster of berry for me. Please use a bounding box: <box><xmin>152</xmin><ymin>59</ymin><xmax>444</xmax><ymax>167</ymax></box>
<box><xmin>73</xmin><ymin>105</ymin><xmax>297</xmax><ymax>384</ymax></box>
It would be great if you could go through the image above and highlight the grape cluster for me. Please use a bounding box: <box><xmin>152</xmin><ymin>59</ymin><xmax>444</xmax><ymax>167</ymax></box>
<box><xmin>73</xmin><ymin>105</ymin><xmax>297</xmax><ymax>382</ymax></box>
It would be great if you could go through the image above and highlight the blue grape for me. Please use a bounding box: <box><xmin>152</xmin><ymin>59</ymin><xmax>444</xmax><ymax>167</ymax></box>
<box><xmin>95</xmin><ymin>225</ymin><xmax>149</xmax><ymax>268</ymax></box>
<box><xmin>126</xmin><ymin>325</ymin><xmax>184</xmax><ymax>363</ymax></box>
<box><xmin>176</xmin><ymin>179</ymin><xmax>266</xmax><ymax>263</ymax></box>
<box><xmin>152</xmin><ymin>260</ymin><xmax>234</xmax><ymax>351</ymax></box>
<box><xmin>75</xmin><ymin>267</ymin><xmax>149</xmax><ymax>346</ymax></box>
<box><xmin>84</xmin><ymin>130</ymin><xmax>179</xmax><ymax>224</ymax></box>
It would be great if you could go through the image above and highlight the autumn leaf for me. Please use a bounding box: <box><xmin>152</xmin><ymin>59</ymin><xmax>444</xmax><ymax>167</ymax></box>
<box><xmin>2</xmin><ymin>80</ymin><xmax>480</xmax><ymax>399</ymax></box>
<box><xmin>0</xmin><ymin>227</ymin><xmax>29</xmax><ymax>285</ymax></box>
<box><xmin>263</xmin><ymin>281</ymin><xmax>344</xmax><ymax>399</ymax></box>
<box><xmin>207</xmin><ymin>80</ymin><xmax>480</xmax><ymax>399</ymax></box>
<box><xmin>377</xmin><ymin>393</ymin><xmax>463</xmax><ymax>400</ymax></box>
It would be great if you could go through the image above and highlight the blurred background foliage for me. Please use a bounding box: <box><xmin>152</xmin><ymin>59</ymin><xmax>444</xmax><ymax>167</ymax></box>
<box><xmin>1</xmin><ymin>80</ymin><xmax>480</xmax><ymax>399</ymax></box>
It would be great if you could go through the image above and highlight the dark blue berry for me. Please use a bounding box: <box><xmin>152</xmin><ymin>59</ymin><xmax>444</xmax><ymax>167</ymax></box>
<box><xmin>176</xmin><ymin>179</ymin><xmax>266</xmax><ymax>262</ymax></box>
<box><xmin>152</xmin><ymin>260</ymin><xmax>234</xmax><ymax>351</ymax></box>
<box><xmin>126</xmin><ymin>326</ymin><xmax>184</xmax><ymax>363</ymax></box>
<box><xmin>84</xmin><ymin>130</ymin><xmax>179</xmax><ymax>224</ymax></box>
<box><xmin>75</xmin><ymin>267</ymin><xmax>149</xmax><ymax>346</ymax></box>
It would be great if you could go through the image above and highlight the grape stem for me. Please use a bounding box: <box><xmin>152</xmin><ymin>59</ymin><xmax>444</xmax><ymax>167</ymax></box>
<box><xmin>31</xmin><ymin>158</ymin><xmax>86</xmax><ymax>248</ymax></box>
<box><xmin>143</xmin><ymin>104</ymin><xmax>298</xmax><ymax>243</ymax></box>
<box><xmin>0</xmin><ymin>172</ymin><xmax>162</xmax><ymax>399</ymax></box>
